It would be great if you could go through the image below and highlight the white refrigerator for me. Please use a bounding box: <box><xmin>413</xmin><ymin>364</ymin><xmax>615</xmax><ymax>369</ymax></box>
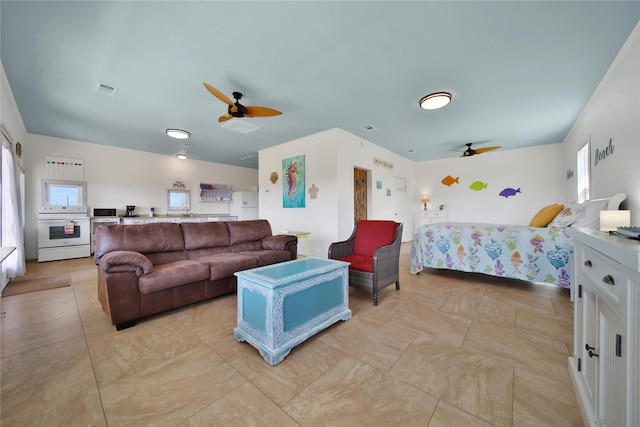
<box><xmin>230</xmin><ymin>191</ymin><xmax>259</xmax><ymax>220</ymax></box>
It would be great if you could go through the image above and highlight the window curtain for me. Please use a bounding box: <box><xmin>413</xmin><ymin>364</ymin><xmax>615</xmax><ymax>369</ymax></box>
<box><xmin>1</xmin><ymin>143</ymin><xmax>26</xmax><ymax>278</ymax></box>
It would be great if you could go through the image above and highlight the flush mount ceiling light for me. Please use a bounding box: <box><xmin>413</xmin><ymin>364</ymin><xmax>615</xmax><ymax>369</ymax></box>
<box><xmin>166</xmin><ymin>129</ymin><xmax>190</xmax><ymax>139</ymax></box>
<box><xmin>176</xmin><ymin>154</ymin><xmax>188</xmax><ymax>160</ymax></box>
<box><xmin>419</xmin><ymin>92</ymin><xmax>452</xmax><ymax>110</ymax></box>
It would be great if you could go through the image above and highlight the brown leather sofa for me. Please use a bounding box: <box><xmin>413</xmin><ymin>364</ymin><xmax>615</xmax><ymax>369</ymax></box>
<box><xmin>94</xmin><ymin>220</ymin><xmax>297</xmax><ymax>330</ymax></box>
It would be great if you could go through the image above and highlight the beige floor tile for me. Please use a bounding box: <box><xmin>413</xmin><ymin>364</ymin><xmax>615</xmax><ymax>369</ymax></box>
<box><xmin>1</xmin><ymin>313</ymin><xmax>84</xmax><ymax>358</ymax></box>
<box><xmin>440</xmin><ymin>293</ymin><xmax>517</xmax><ymax>328</ymax></box>
<box><xmin>513</xmin><ymin>366</ymin><xmax>583</xmax><ymax>426</ymax></box>
<box><xmin>100</xmin><ymin>344</ymin><xmax>246</xmax><ymax>427</ymax></box>
<box><xmin>1</xmin><ymin>366</ymin><xmax>106</xmax><ymax>427</ymax></box>
<box><xmin>317</xmin><ymin>315</ymin><xmax>416</xmax><ymax>372</ymax></box>
<box><xmin>84</xmin><ymin>316</ymin><xmax>204</xmax><ymax>387</ymax></box>
<box><xmin>462</xmin><ymin>321</ymin><xmax>572</xmax><ymax>388</ymax></box>
<box><xmin>429</xmin><ymin>400</ymin><xmax>500</xmax><ymax>427</ymax></box>
<box><xmin>1</xmin><ymin>298</ymin><xmax>79</xmax><ymax>331</ymax></box>
<box><xmin>389</xmin><ymin>302</ymin><xmax>472</xmax><ymax>347</ymax></box>
<box><xmin>390</xmin><ymin>335</ymin><xmax>513</xmax><ymax>427</ymax></box>
<box><xmin>283</xmin><ymin>356</ymin><xmax>438</xmax><ymax>427</ymax></box>
<box><xmin>1</xmin><ymin>336</ymin><xmax>91</xmax><ymax>398</ymax></box>
<box><xmin>516</xmin><ymin>306</ymin><xmax>573</xmax><ymax>346</ymax></box>
<box><xmin>176</xmin><ymin>382</ymin><xmax>300</xmax><ymax>427</ymax></box>
<box><xmin>223</xmin><ymin>335</ymin><xmax>346</xmax><ymax>407</ymax></box>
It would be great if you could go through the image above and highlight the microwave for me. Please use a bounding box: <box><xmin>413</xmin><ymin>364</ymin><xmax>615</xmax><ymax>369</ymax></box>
<box><xmin>93</xmin><ymin>208</ymin><xmax>117</xmax><ymax>217</ymax></box>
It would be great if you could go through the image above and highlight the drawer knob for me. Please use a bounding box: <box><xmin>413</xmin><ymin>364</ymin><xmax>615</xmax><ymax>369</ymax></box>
<box><xmin>585</xmin><ymin>344</ymin><xmax>599</xmax><ymax>358</ymax></box>
<box><xmin>602</xmin><ymin>275</ymin><xmax>615</xmax><ymax>286</ymax></box>
<box><xmin>583</xmin><ymin>260</ymin><xmax>592</xmax><ymax>267</ymax></box>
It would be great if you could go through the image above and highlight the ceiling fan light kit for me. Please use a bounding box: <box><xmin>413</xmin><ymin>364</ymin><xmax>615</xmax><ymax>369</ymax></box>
<box><xmin>166</xmin><ymin>129</ymin><xmax>190</xmax><ymax>139</ymax></box>
<box><xmin>419</xmin><ymin>92</ymin><xmax>452</xmax><ymax>110</ymax></box>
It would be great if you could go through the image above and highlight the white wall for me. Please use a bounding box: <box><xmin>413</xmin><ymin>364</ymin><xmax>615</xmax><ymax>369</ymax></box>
<box><xmin>414</xmin><ymin>144</ymin><xmax>565</xmax><ymax>228</ymax></box>
<box><xmin>562</xmin><ymin>22</ymin><xmax>640</xmax><ymax>225</ymax></box>
<box><xmin>258</xmin><ymin>128</ymin><xmax>415</xmax><ymax>258</ymax></box>
<box><xmin>21</xmin><ymin>134</ymin><xmax>258</xmax><ymax>260</ymax></box>
<box><xmin>1</xmin><ymin>62</ymin><xmax>27</xmax><ymax>158</ymax></box>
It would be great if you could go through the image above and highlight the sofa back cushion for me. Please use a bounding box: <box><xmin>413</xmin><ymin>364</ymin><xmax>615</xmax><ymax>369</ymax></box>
<box><xmin>227</xmin><ymin>220</ymin><xmax>273</xmax><ymax>245</ymax></box>
<box><xmin>353</xmin><ymin>220</ymin><xmax>398</xmax><ymax>257</ymax></box>
<box><xmin>181</xmin><ymin>222</ymin><xmax>230</xmax><ymax>250</ymax></box>
<box><xmin>95</xmin><ymin>222</ymin><xmax>185</xmax><ymax>258</ymax></box>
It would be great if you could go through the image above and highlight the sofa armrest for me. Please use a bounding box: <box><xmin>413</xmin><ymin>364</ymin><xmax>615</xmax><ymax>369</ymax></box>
<box><xmin>99</xmin><ymin>251</ymin><xmax>153</xmax><ymax>277</ymax></box>
<box><xmin>262</xmin><ymin>235</ymin><xmax>297</xmax><ymax>251</ymax></box>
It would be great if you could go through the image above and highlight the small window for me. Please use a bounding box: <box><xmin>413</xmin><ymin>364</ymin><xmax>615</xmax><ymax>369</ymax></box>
<box><xmin>167</xmin><ymin>189</ymin><xmax>190</xmax><ymax>212</ymax></box>
<box><xmin>577</xmin><ymin>140</ymin><xmax>590</xmax><ymax>203</ymax></box>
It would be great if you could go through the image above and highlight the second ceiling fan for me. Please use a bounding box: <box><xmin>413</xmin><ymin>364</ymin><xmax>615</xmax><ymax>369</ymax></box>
<box><xmin>460</xmin><ymin>142</ymin><xmax>501</xmax><ymax>157</ymax></box>
<box><xmin>203</xmin><ymin>82</ymin><xmax>282</xmax><ymax>123</ymax></box>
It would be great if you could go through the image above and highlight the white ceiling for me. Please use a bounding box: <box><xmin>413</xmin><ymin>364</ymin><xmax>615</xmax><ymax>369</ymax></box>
<box><xmin>2</xmin><ymin>1</ymin><xmax>639</xmax><ymax>169</ymax></box>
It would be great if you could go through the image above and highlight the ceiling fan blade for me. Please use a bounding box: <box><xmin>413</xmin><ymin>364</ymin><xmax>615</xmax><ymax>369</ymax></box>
<box><xmin>244</xmin><ymin>106</ymin><xmax>282</xmax><ymax>118</ymax></box>
<box><xmin>203</xmin><ymin>83</ymin><xmax>233</xmax><ymax>106</ymax></box>
<box><xmin>218</xmin><ymin>113</ymin><xmax>233</xmax><ymax>123</ymax></box>
<box><xmin>474</xmin><ymin>146</ymin><xmax>501</xmax><ymax>154</ymax></box>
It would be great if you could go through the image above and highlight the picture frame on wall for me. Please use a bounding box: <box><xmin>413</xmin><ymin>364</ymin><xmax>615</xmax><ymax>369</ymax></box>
<box><xmin>282</xmin><ymin>155</ymin><xmax>305</xmax><ymax>208</ymax></box>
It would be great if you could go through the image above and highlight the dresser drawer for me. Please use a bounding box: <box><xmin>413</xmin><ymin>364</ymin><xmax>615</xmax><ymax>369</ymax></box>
<box><xmin>578</xmin><ymin>245</ymin><xmax>621</xmax><ymax>309</ymax></box>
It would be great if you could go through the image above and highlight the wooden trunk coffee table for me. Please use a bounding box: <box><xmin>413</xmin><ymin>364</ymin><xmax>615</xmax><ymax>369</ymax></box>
<box><xmin>234</xmin><ymin>257</ymin><xmax>351</xmax><ymax>366</ymax></box>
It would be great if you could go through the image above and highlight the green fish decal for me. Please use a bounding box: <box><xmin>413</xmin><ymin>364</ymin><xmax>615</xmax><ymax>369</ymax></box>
<box><xmin>469</xmin><ymin>181</ymin><xmax>488</xmax><ymax>191</ymax></box>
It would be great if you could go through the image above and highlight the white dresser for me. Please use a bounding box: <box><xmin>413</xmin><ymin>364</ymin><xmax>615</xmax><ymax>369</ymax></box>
<box><xmin>567</xmin><ymin>228</ymin><xmax>640</xmax><ymax>427</ymax></box>
<box><xmin>417</xmin><ymin>210</ymin><xmax>448</xmax><ymax>230</ymax></box>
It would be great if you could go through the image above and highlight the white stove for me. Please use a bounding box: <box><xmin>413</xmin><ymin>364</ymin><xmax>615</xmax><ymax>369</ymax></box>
<box><xmin>38</xmin><ymin>210</ymin><xmax>90</xmax><ymax>262</ymax></box>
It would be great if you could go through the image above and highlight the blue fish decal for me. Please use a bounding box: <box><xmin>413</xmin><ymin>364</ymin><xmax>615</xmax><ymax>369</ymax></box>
<box><xmin>499</xmin><ymin>187</ymin><xmax>521</xmax><ymax>198</ymax></box>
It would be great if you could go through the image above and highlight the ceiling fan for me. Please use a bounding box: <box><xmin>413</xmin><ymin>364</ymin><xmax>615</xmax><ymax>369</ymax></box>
<box><xmin>459</xmin><ymin>142</ymin><xmax>501</xmax><ymax>157</ymax></box>
<box><xmin>203</xmin><ymin>83</ymin><xmax>282</xmax><ymax>123</ymax></box>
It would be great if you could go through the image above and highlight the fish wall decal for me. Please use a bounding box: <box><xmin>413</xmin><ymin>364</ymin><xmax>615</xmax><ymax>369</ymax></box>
<box><xmin>469</xmin><ymin>181</ymin><xmax>488</xmax><ymax>191</ymax></box>
<box><xmin>499</xmin><ymin>187</ymin><xmax>521</xmax><ymax>198</ymax></box>
<box><xmin>441</xmin><ymin>175</ymin><xmax>459</xmax><ymax>186</ymax></box>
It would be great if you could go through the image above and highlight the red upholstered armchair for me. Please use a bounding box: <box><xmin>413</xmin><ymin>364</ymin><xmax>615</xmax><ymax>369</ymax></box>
<box><xmin>328</xmin><ymin>220</ymin><xmax>403</xmax><ymax>306</ymax></box>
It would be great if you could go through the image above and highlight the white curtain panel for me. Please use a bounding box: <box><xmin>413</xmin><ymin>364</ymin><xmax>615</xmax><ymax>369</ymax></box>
<box><xmin>1</xmin><ymin>143</ymin><xmax>26</xmax><ymax>278</ymax></box>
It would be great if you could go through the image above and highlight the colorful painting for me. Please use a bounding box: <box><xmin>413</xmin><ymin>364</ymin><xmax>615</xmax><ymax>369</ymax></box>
<box><xmin>283</xmin><ymin>155</ymin><xmax>305</xmax><ymax>208</ymax></box>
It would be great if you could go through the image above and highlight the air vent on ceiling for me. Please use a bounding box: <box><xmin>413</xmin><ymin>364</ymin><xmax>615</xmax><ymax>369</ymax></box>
<box><xmin>221</xmin><ymin>119</ymin><xmax>260</xmax><ymax>134</ymax></box>
<box><xmin>95</xmin><ymin>82</ymin><xmax>117</xmax><ymax>96</ymax></box>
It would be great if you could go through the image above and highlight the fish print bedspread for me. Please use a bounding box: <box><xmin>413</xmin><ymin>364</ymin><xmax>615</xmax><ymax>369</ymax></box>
<box><xmin>410</xmin><ymin>222</ymin><xmax>573</xmax><ymax>288</ymax></box>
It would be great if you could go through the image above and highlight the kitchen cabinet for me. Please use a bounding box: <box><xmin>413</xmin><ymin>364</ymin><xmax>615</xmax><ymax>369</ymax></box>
<box><xmin>567</xmin><ymin>228</ymin><xmax>640</xmax><ymax>427</ymax></box>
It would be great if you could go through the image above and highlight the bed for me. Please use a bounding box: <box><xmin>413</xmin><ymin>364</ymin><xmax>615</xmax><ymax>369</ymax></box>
<box><xmin>409</xmin><ymin>194</ymin><xmax>627</xmax><ymax>293</ymax></box>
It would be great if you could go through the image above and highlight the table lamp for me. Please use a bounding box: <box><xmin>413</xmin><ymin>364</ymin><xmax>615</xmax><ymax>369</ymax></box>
<box><xmin>422</xmin><ymin>195</ymin><xmax>429</xmax><ymax>211</ymax></box>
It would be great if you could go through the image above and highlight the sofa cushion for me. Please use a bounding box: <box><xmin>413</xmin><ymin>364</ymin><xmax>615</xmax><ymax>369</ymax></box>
<box><xmin>95</xmin><ymin>222</ymin><xmax>185</xmax><ymax>258</ymax></box>
<box><xmin>181</xmin><ymin>222</ymin><xmax>230</xmax><ymax>250</ymax></box>
<box><xmin>240</xmin><ymin>250</ymin><xmax>293</xmax><ymax>266</ymax></box>
<box><xmin>340</xmin><ymin>254</ymin><xmax>374</xmax><ymax>273</ymax></box>
<box><xmin>227</xmin><ymin>220</ymin><xmax>273</xmax><ymax>245</ymax></box>
<box><xmin>191</xmin><ymin>253</ymin><xmax>258</xmax><ymax>281</ymax></box>
<box><xmin>353</xmin><ymin>220</ymin><xmax>397</xmax><ymax>257</ymax></box>
<box><xmin>138</xmin><ymin>260</ymin><xmax>210</xmax><ymax>294</ymax></box>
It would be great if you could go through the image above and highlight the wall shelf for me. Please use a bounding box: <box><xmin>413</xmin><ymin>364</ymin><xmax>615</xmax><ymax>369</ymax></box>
<box><xmin>200</xmin><ymin>183</ymin><xmax>232</xmax><ymax>202</ymax></box>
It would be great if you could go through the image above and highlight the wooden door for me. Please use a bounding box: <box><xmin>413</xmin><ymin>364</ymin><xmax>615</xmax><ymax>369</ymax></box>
<box><xmin>354</xmin><ymin>168</ymin><xmax>367</xmax><ymax>223</ymax></box>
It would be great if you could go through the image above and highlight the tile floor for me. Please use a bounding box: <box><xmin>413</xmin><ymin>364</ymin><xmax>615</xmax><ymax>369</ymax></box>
<box><xmin>0</xmin><ymin>243</ymin><xmax>583</xmax><ymax>426</ymax></box>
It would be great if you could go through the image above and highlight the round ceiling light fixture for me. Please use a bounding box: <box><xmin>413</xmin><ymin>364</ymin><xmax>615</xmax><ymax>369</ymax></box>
<box><xmin>176</xmin><ymin>153</ymin><xmax>188</xmax><ymax>160</ymax></box>
<box><xmin>166</xmin><ymin>129</ymin><xmax>190</xmax><ymax>139</ymax></box>
<box><xmin>419</xmin><ymin>92</ymin><xmax>452</xmax><ymax>110</ymax></box>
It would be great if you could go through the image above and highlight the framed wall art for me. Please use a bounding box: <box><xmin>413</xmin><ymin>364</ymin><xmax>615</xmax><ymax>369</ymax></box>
<box><xmin>283</xmin><ymin>155</ymin><xmax>305</xmax><ymax>208</ymax></box>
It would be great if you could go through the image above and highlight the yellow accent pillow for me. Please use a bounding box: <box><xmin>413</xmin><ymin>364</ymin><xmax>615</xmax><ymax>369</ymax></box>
<box><xmin>529</xmin><ymin>204</ymin><xmax>565</xmax><ymax>227</ymax></box>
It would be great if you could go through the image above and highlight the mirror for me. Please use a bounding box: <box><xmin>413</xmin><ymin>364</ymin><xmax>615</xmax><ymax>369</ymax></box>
<box><xmin>167</xmin><ymin>189</ymin><xmax>191</xmax><ymax>212</ymax></box>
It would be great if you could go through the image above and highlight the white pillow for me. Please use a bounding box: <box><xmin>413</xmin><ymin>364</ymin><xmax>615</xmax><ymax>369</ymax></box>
<box><xmin>549</xmin><ymin>203</ymin><xmax>584</xmax><ymax>228</ymax></box>
<box><xmin>571</xmin><ymin>199</ymin><xmax>609</xmax><ymax>229</ymax></box>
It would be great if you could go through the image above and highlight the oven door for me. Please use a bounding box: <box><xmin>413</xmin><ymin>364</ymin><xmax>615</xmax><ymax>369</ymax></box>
<box><xmin>38</xmin><ymin>217</ymin><xmax>90</xmax><ymax>248</ymax></box>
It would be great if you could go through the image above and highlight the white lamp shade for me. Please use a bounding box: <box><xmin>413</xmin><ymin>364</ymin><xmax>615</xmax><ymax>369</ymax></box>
<box><xmin>599</xmin><ymin>210</ymin><xmax>630</xmax><ymax>232</ymax></box>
